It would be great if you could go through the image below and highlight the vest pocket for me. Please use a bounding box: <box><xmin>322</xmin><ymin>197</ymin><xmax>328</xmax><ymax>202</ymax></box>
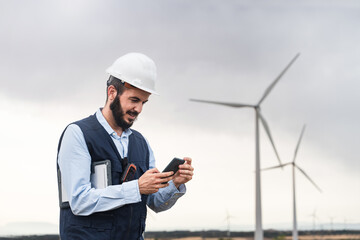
<box><xmin>69</xmin><ymin>214</ymin><xmax>113</xmax><ymax>228</ymax></box>
<box><xmin>67</xmin><ymin>213</ymin><xmax>114</xmax><ymax>240</ymax></box>
<box><xmin>90</xmin><ymin>213</ymin><xmax>114</xmax><ymax>230</ymax></box>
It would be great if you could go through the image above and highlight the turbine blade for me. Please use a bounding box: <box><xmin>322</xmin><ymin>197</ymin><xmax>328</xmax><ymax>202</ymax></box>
<box><xmin>295</xmin><ymin>165</ymin><xmax>322</xmax><ymax>193</ymax></box>
<box><xmin>257</xmin><ymin>53</ymin><xmax>300</xmax><ymax>105</ymax></box>
<box><xmin>190</xmin><ymin>99</ymin><xmax>254</xmax><ymax>108</ymax></box>
<box><xmin>293</xmin><ymin>124</ymin><xmax>306</xmax><ymax>163</ymax></box>
<box><xmin>258</xmin><ymin>110</ymin><xmax>282</xmax><ymax>165</ymax></box>
<box><xmin>262</xmin><ymin>162</ymin><xmax>292</xmax><ymax>171</ymax></box>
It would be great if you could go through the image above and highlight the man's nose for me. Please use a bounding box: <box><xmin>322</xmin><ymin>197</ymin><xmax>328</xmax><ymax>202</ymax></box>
<box><xmin>134</xmin><ymin>103</ymin><xmax>143</xmax><ymax>113</ymax></box>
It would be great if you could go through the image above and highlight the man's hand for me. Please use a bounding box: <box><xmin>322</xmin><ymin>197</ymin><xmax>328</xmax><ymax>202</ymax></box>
<box><xmin>138</xmin><ymin>168</ymin><xmax>174</xmax><ymax>194</ymax></box>
<box><xmin>173</xmin><ymin>157</ymin><xmax>194</xmax><ymax>188</ymax></box>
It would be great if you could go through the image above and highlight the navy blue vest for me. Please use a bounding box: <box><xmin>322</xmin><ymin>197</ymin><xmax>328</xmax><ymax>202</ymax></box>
<box><xmin>58</xmin><ymin>114</ymin><xmax>149</xmax><ymax>240</ymax></box>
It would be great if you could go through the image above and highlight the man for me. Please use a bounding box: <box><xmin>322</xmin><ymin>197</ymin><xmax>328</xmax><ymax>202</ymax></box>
<box><xmin>57</xmin><ymin>52</ymin><xmax>194</xmax><ymax>240</ymax></box>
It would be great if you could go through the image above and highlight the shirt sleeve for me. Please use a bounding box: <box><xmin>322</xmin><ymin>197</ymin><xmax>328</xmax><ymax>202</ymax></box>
<box><xmin>144</xmin><ymin>138</ymin><xmax>186</xmax><ymax>212</ymax></box>
<box><xmin>147</xmin><ymin>180</ymin><xmax>186</xmax><ymax>213</ymax></box>
<box><xmin>58</xmin><ymin>124</ymin><xmax>142</xmax><ymax>216</ymax></box>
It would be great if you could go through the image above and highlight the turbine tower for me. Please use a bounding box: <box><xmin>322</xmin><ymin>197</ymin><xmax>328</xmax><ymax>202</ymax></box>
<box><xmin>224</xmin><ymin>209</ymin><xmax>235</xmax><ymax>238</ymax></box>
<box><xmin>262</xmin><ymin>125</ymin><xmax>322</xmax><ymax>240</ymax></box>
<box><xmin>190</xmin><ymin>53</ymin><xmax>300</xmax><ymax>240</ymax></box>
<box><xmin>309</xmin><ymin>209</ymin><xmax>319</xmax><ymax>231</ymax></box>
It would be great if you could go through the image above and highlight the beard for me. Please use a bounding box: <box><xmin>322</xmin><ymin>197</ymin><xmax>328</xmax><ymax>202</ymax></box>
<box><xmin>110</xmin><ymin>95</ymin><xmax>139</xmax><ymax>130</ymax></box>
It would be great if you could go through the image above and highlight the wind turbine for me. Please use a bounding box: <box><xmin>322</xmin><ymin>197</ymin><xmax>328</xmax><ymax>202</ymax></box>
<box><xmin>262</xmin><ymin>125</ymin><xmax>322</xmax><ymax>240</ymax></box>
<box><xmin>224</xmin><ymin>209</ymin><xmax>235</xmax><ymax>238</ymax></box>
<box><xmin>309</xmin><ymin>209</ymin><xmax>319</xmax><ymax>231</ymax></box>
<box><xmin>329</xmin><ymin>216</ymin><xmax>336</xmax><ymax>231</ymax></box>
<box><xmin>190</xmin><ymin>53</ymin><xmax>300</xmax><ymax>240</ymax></box>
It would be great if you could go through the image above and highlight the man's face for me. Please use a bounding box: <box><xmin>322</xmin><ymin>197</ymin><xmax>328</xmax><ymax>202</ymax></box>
<box><xmin>110</xmin><ymin>87</ymin><xmax>150</xmax><ymax>130</ymax></box>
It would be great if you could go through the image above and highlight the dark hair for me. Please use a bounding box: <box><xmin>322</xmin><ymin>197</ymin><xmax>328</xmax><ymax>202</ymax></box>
<box><xmin>106</xmin><ymin>76</ymin><xmax>126</xmax><ymax>101</ymax></box>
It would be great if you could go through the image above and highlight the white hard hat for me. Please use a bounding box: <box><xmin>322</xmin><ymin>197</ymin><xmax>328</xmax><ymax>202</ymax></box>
<box><xmin>106</xmin><ymin>52</ymin><xmax>158</xmax><ymax>95</ymax></box>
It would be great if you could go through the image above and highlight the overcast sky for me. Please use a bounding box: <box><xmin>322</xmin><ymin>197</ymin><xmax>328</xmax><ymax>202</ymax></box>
<box><xmin>0</xmin><ymin>0</ymin><xmax>359</xmax><ymax>235</ymax></box>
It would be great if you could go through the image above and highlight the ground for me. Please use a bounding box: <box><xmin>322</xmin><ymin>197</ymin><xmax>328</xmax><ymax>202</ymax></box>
<box><xmin>145</xmin><ymin>235</ymin><xmax>360</xmax><ymax>240</ymax></box>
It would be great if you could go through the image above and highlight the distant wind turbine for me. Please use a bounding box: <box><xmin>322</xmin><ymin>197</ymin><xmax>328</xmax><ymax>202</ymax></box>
<box><xmin>343</xmin><ymin>217</ymin><xmax>353</xmax><ymax>230</ymax></box>
<box><xmin>329</xmin><ymin>216</ymin><xmax>336</xmax><ymax>231</ymax></box>
<box><xmin>262</xmin><ymin>125</ymin><xmax>322</xmax><ymax>240</ymax></box>
<box><xmin>224</xmin><ymin>209</ymin><xmax>235</xmax><ymax>238</ymax></box>
<box><xmin>309</xmin><ymin>209</ymin><xmax>319</xmax><ymax>231</ymax></box>
<box><xmin>190</xmin><ymin>53</ymin><xmax>300</xmax><ymax>240</ymax></box>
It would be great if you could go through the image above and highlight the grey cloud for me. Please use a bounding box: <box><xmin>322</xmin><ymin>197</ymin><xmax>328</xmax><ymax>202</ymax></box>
<box><xmin>1</xmin><ymin>0</ymin><xmax>359</xmax><ymax>164</ymax></box>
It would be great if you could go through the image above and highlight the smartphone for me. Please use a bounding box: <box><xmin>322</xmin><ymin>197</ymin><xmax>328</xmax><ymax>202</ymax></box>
<box><xmin>162</xmin><ymin>158</ymin><xmax>185</xmax><ymax>176</ymax></box>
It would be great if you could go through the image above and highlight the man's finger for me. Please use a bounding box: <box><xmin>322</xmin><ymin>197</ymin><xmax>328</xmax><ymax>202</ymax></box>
<box><xmin>179</xmin><ymin>164</ymin><xmax>194</xmax><ymax>171</ymax></box>
<box><xmin>156</xmin><ymin>174</ymin><xmax>174</xmax><ymax>184</ymax></box>
<box><xmin>147</xmin><ymin>168</ymin><xmax>160</xmax><ymax>174</ymax></box>
<box><xmin>183</xmin><ymin>157</ymin><xmax>192</xmax><ymax>165</ymax></box>
<box><xmin>157</xmin><ymin>171</ymin><xmax>174</xmax><ymax>178</ymax></box>
<box><xmin>179</xmin><ymin>169</ymin><xmax>194</xmax><ymax>176</ymax></box>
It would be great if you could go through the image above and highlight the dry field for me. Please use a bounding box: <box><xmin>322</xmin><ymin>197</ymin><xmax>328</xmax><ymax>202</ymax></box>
<box><xmin>287</xmin><ymin>235</ymin><xmax>360</xmax><ymax>240</ymax></box>
<box><xmin>145</xmin><ymin>235</ymin><xmax>360</xmax><ymax>240</ymax></box>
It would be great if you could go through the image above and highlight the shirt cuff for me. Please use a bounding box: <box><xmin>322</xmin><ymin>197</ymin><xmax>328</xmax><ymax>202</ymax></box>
<box><xmin>107</xmin><ymin>179</ymin><xmax>142</xmax><ymax>202</ymax></box>
<box><xmin>170</xmin><ymin>180</ymin><xmax>186</xmax><ymax>194</ymax></box>
<box><xmin>124</xmin><ymin>179</ymin><xmax>142</xmax><ymax>202</ymax></box>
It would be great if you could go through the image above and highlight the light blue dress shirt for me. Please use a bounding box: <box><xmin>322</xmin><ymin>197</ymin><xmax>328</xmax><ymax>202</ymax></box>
<box><xmin>58</xmin><ymin>108</ymin><xmax>185</xmax><ymax>216</ymax></box>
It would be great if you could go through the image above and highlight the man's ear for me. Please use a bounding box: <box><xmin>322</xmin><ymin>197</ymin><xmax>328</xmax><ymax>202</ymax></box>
<box><xmin>107</xmin><ymin>85</ymin><xmax>118</xmax><ymax>102</ymax></box>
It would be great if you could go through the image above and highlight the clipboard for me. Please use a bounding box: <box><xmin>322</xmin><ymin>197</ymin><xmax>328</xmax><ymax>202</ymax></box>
<box><xmin>90</xmin><ymin>160</ymin><xmax>112</xmax><ymax>189</ymax></box>
<box><xmin>58</xmin><ymin>160</ymin><xmax>112</xmax><ymax>208</ymax></box>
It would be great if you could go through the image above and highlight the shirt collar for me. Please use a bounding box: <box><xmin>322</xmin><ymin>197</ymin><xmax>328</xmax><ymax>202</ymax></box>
<box><xmin>95</xmin><ymin>108</ymin><xmax>132</xmax><ymax>137</ymax></box>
